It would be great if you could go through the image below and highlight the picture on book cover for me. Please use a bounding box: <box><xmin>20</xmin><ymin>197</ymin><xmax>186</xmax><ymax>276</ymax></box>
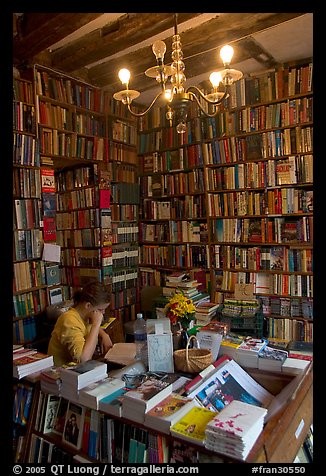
<box><xmin>195</xmin><ymin>370</ymin><xmax>262</xmax><ymax>412</ymax></box>
<box><xmin>62</xmin><ymin>401</ymin><xmax>85</xmax><ymax>449</ymax></box>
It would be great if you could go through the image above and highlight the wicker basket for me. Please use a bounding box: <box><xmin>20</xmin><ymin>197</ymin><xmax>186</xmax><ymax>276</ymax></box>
<box><xmin>173</xmin><ymin>335</ymin><xmax>213</xmax><ymax>374</ymax></box>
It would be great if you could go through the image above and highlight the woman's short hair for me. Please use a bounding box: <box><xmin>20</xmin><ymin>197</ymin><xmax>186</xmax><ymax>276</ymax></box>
<box><xmin>73</xmin><ymin>281</ymin><xmax>110</xmax><ymax>306</ymax></box>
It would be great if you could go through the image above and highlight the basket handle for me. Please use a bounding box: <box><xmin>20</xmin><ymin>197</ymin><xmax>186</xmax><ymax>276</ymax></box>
<box><xmin>185</xmin><ymin>335</ymin><xmax>200</xmax><ymax>361</ymax></box>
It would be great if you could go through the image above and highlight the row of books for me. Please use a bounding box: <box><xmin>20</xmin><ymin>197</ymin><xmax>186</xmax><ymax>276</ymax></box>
<box><xmin>211</xmin><ymin>216</ymin><xmax>312</xmax><ymax>244</ymax></box>
<box><xmin>140</xmin><ymin>243</ymin><xmax>209</xmax><ymax>268</ymax></box>
<box><xmin>214</xmin><ymin>269</ymin><xmax>313</xmax><ymax>298</ymax></box>
<box><xmin>141</xmin><ymin>195</ymin><xmax>206</xmax><ymax>221</ymax></box>
<box><xmin>140</xmin><ymin>221</ymin><xmax>207</xmax><ymax>244</ymax></box>
<box><xmin>207</xmin><ymin>155</ymin><xmax>313</xmax><ymax>190</ymax></box>
<box><xmin>207</xmin><ymin>188</ymin><xmax>313</xmax><ymax>217</ymax></box>
<box><xmin>211</xmin><ymin>244</ymin><xmax>313</xmax><ymax>273</ymax></box>
<box><xmin>140</xmin><ymin>145</ymin><xmax>204</xmax><ymax>173</ymax></box>
<box><xmin>13</xmin><ymin>316</ymin><xmax>38</xmax><ymax>344</ymax></box>
<box><xmin>140</xmin><ymin>169</ymin><xmax>205</xmax><ymax>198</ymax></box>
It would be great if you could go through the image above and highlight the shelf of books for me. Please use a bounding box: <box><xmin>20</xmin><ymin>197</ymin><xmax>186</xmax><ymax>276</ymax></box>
<box><xmin>207</xmin><ymin>60</ymin><xmax>313</xmax><ymax>343</ymax></box>
<box><xmin>137</xmin><ymin>60</ymin><xmax>313</xmax><ymax>342</ymax></box>
<box><xmin>138</xmin><ymin>106</ymin><xmax>211</xmax><ymax>306</ymax></box>
<box><xmin>105</xmin><ymin>96</ymin><xmax>141</xmax><ymax>323</ymax></box>
<box><xmin>13</xmin><ymin>76</ymin><xmax>48</xmax><ymax>345</ymax></box>
<box><xmin>33</xmin><ymin>65</ymin><xmax>110</xmax><ymax>303</ymax></box>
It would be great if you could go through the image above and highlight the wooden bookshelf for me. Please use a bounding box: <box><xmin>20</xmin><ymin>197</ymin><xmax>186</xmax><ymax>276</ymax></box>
<box><xmin>137</xmin><ymin>60</ymin><xmax>313</xmax><ymax>342</ymax></box>
<box><xmin>13</xmin><ymin>77</ymin><xmax>47</xmax><ymax>345</ymax></box>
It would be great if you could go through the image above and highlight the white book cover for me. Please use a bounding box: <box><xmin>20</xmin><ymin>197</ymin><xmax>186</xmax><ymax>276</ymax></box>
<box><xmin>59</xmin><ymin>360</ymin><xmax>107</xmax><ymax>388</ymax></box>
<box><xmin>78</xmin><ymin>376</ymin><xmax>125</xmax><ymax>409</ymax></box>
<box><xmin>205</xmin><ymin>399</ymin><xmax>267</xmax><ymax>442</ymax></box>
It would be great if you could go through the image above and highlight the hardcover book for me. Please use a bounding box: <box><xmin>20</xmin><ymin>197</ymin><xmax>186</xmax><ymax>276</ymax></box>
<box><xmin>45</xmin><ymin>265</ymin><xmax>61</xmax><ymax>286</ymax></box>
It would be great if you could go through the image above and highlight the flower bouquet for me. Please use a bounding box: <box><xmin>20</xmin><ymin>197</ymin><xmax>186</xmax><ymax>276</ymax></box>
<box><xmin>164</xmin><ymin>292</ymin><xmax>196</xmax><ymax>330</ymax></box>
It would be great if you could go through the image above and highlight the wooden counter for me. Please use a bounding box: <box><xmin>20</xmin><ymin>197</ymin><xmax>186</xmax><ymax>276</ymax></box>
<box><xmin>247</xmin><ymin>363</ymin><xmax>313</xmax><ymax>463</ymax></box>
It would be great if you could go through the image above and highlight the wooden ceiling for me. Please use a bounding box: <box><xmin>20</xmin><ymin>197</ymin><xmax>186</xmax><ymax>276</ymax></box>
<box><xmin>13</xmin><ymin>12</ymin><xmax>312</xmax><ymax>104</ymax></box>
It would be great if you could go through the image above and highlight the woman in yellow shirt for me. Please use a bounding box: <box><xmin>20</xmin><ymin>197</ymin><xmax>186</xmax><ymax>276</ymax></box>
<box><xmin>48</xmin><ymin>281</ymin><xmax>113</xmax><ymax>366</ymax></box>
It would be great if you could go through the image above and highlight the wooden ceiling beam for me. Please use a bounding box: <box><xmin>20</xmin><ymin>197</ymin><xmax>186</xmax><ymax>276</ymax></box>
<box><xmin>50</xmin><ymin>13</ymin><xmax>202</xmax><ymax>72</ymax></box>
<box><xmin>13</xmin><ymin>13</ymin><xmax>104</xmax><ymax>64</ymax></box>
<box><xmin>87</xmin><ymin>12</ymin><xmax>305</xmax><ymax>90</ymax></box>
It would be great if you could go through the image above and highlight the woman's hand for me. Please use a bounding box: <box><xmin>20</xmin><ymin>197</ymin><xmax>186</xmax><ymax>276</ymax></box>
<box><xmin>88</xmin><ymin>310</ymin><xmax>103</xmax><ymax>327</ymax></box>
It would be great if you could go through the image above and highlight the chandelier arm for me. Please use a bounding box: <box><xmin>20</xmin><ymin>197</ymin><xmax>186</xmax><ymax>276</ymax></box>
<box><xmin>126</xmin><ymin>91</ymin><xmax>165</xmax><ymax>117</ymax></box>
<box><xmin>186</xmin><ymin>85</ymin><xmax>228</xmax><ymax>105</ymax></box>
<box><xmin>189</xmin><ymin>91</ymin><xmax>221</xmax><ymax>118</ymax></box>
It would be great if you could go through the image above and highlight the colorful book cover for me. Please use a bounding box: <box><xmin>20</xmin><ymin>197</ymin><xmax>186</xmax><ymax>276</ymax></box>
<box><xmin>170</xmin><ymin>406</ymin><xmax>217</xmax><ymax>445</ymax></box>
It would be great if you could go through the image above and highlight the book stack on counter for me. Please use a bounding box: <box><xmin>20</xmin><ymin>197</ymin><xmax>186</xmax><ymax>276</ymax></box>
<box><xmin>204</xmin><ymin>399</ymin><xmax>267</xmax><ymax>461</ymax></box>
<box><xmin>122</xmin><ymin>374</ymin><xmax>178</xmax><ymax>424</ymax></box>
<box><xmin>99</xmin><ymin>387</ymin><xmax>132</xmax><ymax>417</ymax></box>
<box><xmin>218</xmin><ymin>334</ymin><xmax>244</xmax><ymax>360</ymax></box>
<box><xmin>235</xmin><ymin>338</ymin><xmax>268</xmax><ymax>368</ymax></box>
<box><xmin>144</xmin><ymin>393</ymin><xmax>197</xmax><ymax>434</ymax></box>
<box><xmin>163</xmin><ymin>272</ymin><xmax>210</xmax><ymax>305</ymax></box>
<box><xmin>170</xmin><ymin>406</ymin><xmax>218</xmax><ymax>446</ymax></box>
<box><xmin>257</xmin><ymin>346</ymin><xmax>289</xmax><ymax>371</ymax></box>
<box><xmin>78</xmin><ymin>376</ymin><xmax>125</xmax><ymax>410</ymax></box>
<box><xmin>40</xmin><ymin>367</ymin><xmax>62</xmax><ymax>395</ymax></box>
<box><xmin>195</xmin><ymin>301</ymin><xmax>220</xmax><ymax>326</ymax></box>
<box><xmin>13</xmin><ymin>351</ymin><xmax>54</xmax><ymax>379</ymax></box>
<box><xmin>59</xmin><ymin>360</ymin><xmax>108</xmax><ymax>402</ymax></box>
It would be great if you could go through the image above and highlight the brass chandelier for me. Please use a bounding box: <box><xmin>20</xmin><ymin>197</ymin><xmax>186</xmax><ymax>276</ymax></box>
<box><xmin>113</xmin><ymin>13</ymin><xmax>243</xmax><ymax>133</ymax></box>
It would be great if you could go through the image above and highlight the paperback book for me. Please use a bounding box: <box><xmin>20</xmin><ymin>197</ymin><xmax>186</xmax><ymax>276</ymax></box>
<box><xmin>62</xmin><ymin>401</ymin><xmax>86</xmax><ymax>450</ymax></box>
<box><xmin>204</xmin><ymin>399</ymin><xmax>267</xmax><ymax>460</ymax></box>
<box><xmin>170</xmin><ymin>406</ymin><xmax>218</xmax><ymax>446</ymax></box>
<box><xmin>59</xmin><ymin>360</ymin><xmax>108</xmax><ymax>389</ymax></box>
<box><xmin>187</xmin><ymin>358</ymin><xmax>274</xmax><ymax>412</ymax></box>
<box><xmin>78</xmin><ymin>376</ymin><xmax>125</xmax><ymax>410</ymax></box>
<box><xmin>144</xmin><ymin>392</ymin><xmax>197</xmax><ymax>434</ymax></box>
<box><xmin>122</xmin><ymin>374</ymin><xmax>177</xmax><ymax>423</ymax></box>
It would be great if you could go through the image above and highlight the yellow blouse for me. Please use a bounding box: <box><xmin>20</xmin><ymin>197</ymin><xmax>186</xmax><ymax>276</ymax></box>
<box><xmin>47</xmin><ymin>307</ymin><xmax>92</xmax><ymax>367</ymax></box>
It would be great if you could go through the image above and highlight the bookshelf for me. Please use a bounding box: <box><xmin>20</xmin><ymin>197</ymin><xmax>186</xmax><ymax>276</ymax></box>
<box><xmin>106</xmin><ymin>98</ymin><xmax>141</xmax><ymax>324</ymax></box>
<box><xmin>137</xmin><ymin>60</ymin><xmax>313</xmax><ymax>342</ymax></box>
<box><xmin>13</xmin><ymin>76</ymin><xmax>47</xmax><ymax>345</ymax></box>
<box><xmin>33</xmin><ymin>65</ymin><xmax>109</xmax><ymax>304</ymax></box>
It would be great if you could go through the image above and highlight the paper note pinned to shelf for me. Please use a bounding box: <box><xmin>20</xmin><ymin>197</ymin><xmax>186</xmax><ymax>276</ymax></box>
<box><xmin>42</xmin><ymin>243</ymin><xmax>61</xmax><ymax>262</ymax></box>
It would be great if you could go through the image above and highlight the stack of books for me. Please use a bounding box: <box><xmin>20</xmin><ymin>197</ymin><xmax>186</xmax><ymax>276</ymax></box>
<box><xmin>235</xmin><ymin>338</ymin><xmax>268</xmax><ymax>368</ymax></box>
<box><xmin>162</xmin><ymin>272</ymin><xmax>210</xmax><ymax>306</ymax></box>
<box><xmin>122</xmin><ymin>374</ymin><xmax>177</xmax><ymax>423</ymax></box>
<box><xmin>144</xmin><ymin>392</ymin><xmax>197</xmax><ymax>434</ymax></box>
<box><xmin>59</xmin><ymin>360</ymin><xmax>108</xmax><ymax>401</ymax></box>
<box><xmin>40</xmin><ymin>367</ymin><xmax>62</xmax><ymax>395</ymax></box>
<box><xmin>13</xmin><ymin>352</ymin><xmax>54</xmax><ymax>379</ymax></box>
<box><xmin>78</xmin><ymin>376</ymin><xmax>125</xmax><ymax>410</ymax></box>
<box><xmin>99</xmin><ymin>387</ymin><xmax>131</xmax><ymax>417</ymax></box>
<box><xmin>195</xmin><ymin>301</ymin><xmax>220</xmax><ymax>325</ymax></box>
<box><xmin>257</xmin><ymin>346</ymin><xmax>289</xmax><ymax>371</ymax></box>
<box><xmin>204</xmin><ymin>399</ymin><xmax>267</xmax><ymax>461</ymax></box>
<box><xmin>218</xmin><ymin>334</ymin><xmax>244</xmax><ymax>360</ymax></box>
<box><xmin>170</xmin><ymin>406</ymin><xmax>218</xmax><ymax>446</ymax></box>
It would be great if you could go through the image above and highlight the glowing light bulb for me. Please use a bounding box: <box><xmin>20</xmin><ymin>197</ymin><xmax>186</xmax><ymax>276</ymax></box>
<box><xmin>220</xmin><ymin>45</ymin><xmax>234</xmax><ymax>65</ymax></box>
<box><xmin>152</xmin><ymin>40</ymin><xmax>166</xmax><ymax>60</ymax></box>
<box><xmin>118</xmin><ymin>68</ymin><xmax>131</xmax><ymax>85</ymax></box>
<box><xmin>209</xmin><ymin>71</ymin><xmax>222</xmax><ymax>87</ymax></box>
<box><xmin>164</xmin><ymin>89</ymin><xmax>172</xmax><ymax>101</ymax></box>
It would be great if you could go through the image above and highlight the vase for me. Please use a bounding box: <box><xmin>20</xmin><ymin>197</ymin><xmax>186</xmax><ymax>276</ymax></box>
<box><xmin>179</xmin><ymin>328</ymin><xmax>189</xmax><ymax>349</ymax></box>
